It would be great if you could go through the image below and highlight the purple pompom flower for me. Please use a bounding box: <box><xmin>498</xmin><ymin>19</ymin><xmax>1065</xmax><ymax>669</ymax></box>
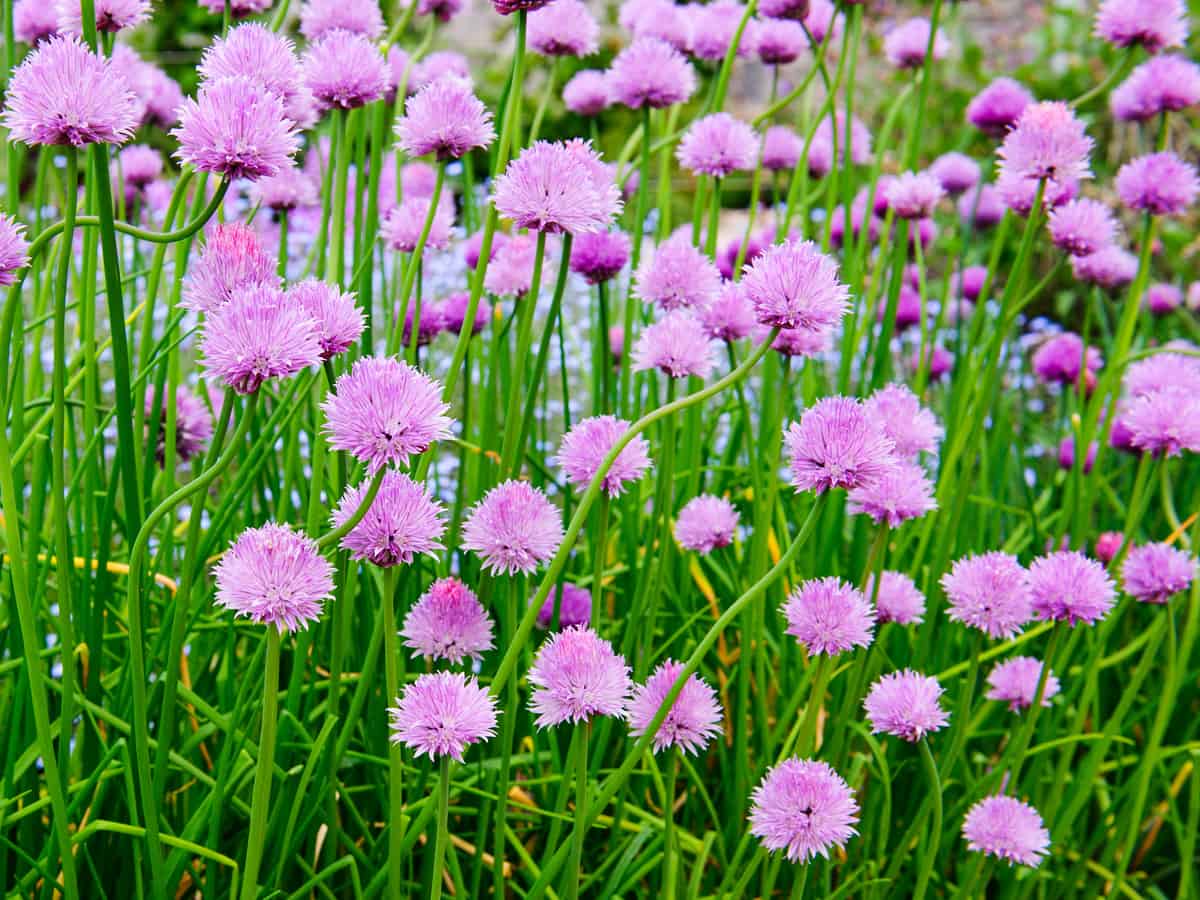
<box><xmin>395</xmin><ymin>77</ymin><xmax>495</xmax><ymax>160</ymax></box>
<box><xmin>759</xmin><ymin>0</ymin><xmax>808</xmax><ymax>19</ymax></box>
<box><xmin>749</xmin><ymin>759</ymin><xmax>859</xmax><ymax>862</ymax></box>
<box><xmin>959</xmin><ymin>184</ymin><xmax>1006</xmax><ymax>228</ymax></box>
<box><xmin>198</xmin><ymin>0</ymin><xmax>273</xmax><ymax>17</ymax></box>
<box><xmin>997</xmin><ymin>101</ymin><xmax>1092</xmax><ymax>187</ymax></box>
<box><xmin>847</xmin><ymin>461</ymin><xmax>937</xmax><ymax>527</ymax></box>
<box><xmin>493</xmin><ymin>139</ymin><xmax>622</xmax><ymax>234</ymax></box>
<box><xmin>761</xmin><ymin>125</ymin><xmax>804</xmax><ymax>172</ymax></box>
<box><xmin>864</xmin><ymin>670</ymin><xmax>949</xmax><ymax>742</ymax></box>
<box><xmin>757</xmin><ymin>19</ymin><xmax>806</xmax><ymax>65</ymax></box>
<box><xmin>967</xmin><ymin>77</ymin><xmax>1033</xmax><ymax>137</ymax></box>
<box><xmin>1124</xmin><ymin>387</ymin><xmax>1200</xmax><ymax>456</ymax></box>
<box><xmin>556</xmin><ymin>415</ymin><xmax>652</xmax><ymax>498</ymax></box>
<box><xmin>461</xmin><ymin>480</ymin><xmax>564</xmax><ymax>575</ymax></box>
<box><xmin>439</xmin><ymin>291</ymin><xmax>490</xmax><ymax>336</ymax></box>
<box><xmin>389</xmin><ymin>672</ymin><xmax>499</xmax><ymax>761</ymax></box>
<box><xmin>628</xmin><ymin>660</ymin><xmax>723</xmax><ymax>754</ymax></box>
<box><xmin>402</xmin><ymin>578</ymin><xmax>495</xmax><ymax>663</ymax></box>
<box><xmin>253</xmin><ymin>164</ymin><xmax>319</xmax><ymax>214</ymax></box>
<box><xmin>701</xmin><ymin>281</ymin><xmax>757</xmax><ymax>342</ymax></box>
<box><xmin>675</xmin><ymin>494</ymin><xmax>739</xmax><ymax>553</ymax></box>
<box><xmin>929</xmin><ymin>152</ymin><xmax>981</xmax><ymax>195</ymax></box>
<box><xmin>742</xmin><ymin>238</ymin><xmax>849</xmax><ymax>333</ymax></box>
<box><xmin>198</xmin><ymin>24</ymin><xmax>316</xmax><ymax>129</ymax></box>
<box><xmin>15</xmin><ymin>0</ymin><xmax>60</xmax><ymax>44</ymax></box>
<box><xmin>300</xmin><ymin>0</ymin><xmax>385</xmax><ymax>40</ymax></box>
<box><xmin>1111</xmin><ymin>55</ymin><xmax>1200</xmax><ymax>121</ymax></box>
<box><xmin>636</xmin><ymin>234</ymin><xmax>722</xmax><ymax>310</ymax></box>
<box><xmin>631</xmin><ymin>310</ymin><xmax>717</xmax><ymax>379</ymax></box>
<box><xmin>676</xmin><ymin>113</ymin><xmax>758</xmax><ymax>179</ymax></box>
<box><xmin>536</xmin><ymin>583</ymin><xmax>593</xmax><ymax>630</ymax></box>
<box><xmin>1145</xmin><ymin>283</ymin><xmax>1182</xmax><ymax>316</ymax></box>
<box><xmin>381</xmin><ymin>194</ymin><xmax>455</xmax><ymax>252</ymax></box>
<box><xmin>1094</xmin><ymin>0</ymin><xmax>1187</xmax><ymax>52</ymax></box>
<box><xmin>1027</xmin><ymin>550</ymin><xmax>1116</xmax><ymax>627</ymax></box>
<box><xmin>941</xmin><ymin>552</ymin><xmax>1033</xmax><ymax>639</ymax></box>
<box><xmin>1047</xmin><ymin>198</ymin><xmax>1118</xmax><ymax>257</ymax></box>
<box><xmin>331</xmin><ymin>470</ymin><xmax>445</xmax><ymax>567</ymax></box>
<box><xmin>627</xmin><ymin>0</ymin><xmax>693</xmax><ymax>51</ymax></box>
<box><xmin>563</xmin><ymin>69</ymin><xmax>611</xmax><ymax>116</ymax></box>
<box><xmin>201</xmin><ymin>283</ymin><xmax>321</xmax><ymax>394</ymax></box>
<box><xmin>691</xmin><ymin>0</ymin><xmax>759</xmax><ymax>61</ymax></box>
<box><xmin>288</xmin><ymin>279</ymin><xmax>364</xmax><ymax>360</ymax></box>
<box><xmin>570</xmin><ymin>230</ymin><xmax>631</xmax><ymax>284</ymax></box>
<box><xmin>174</xmin><ymin>76</ymin><xmax>299</xmax><ymax>181</ymax></box>
<box><xmin>3</xmin><ymin>36</ymin><xmax>140</xmax><ymax>147</ymax></box>
<box><xmin>214</xmin><ymin>523</ymin><xmax>333</xmax><ymax>633</ymax></box>
<box><xmin>607</xmin><ymin>37</ymin><xmax>698</xmax><ymax>110</ymax></box>
<box><xmin>866</xmin><ymin>571</ymin><xmax>926</xmax><ymax>625</ymax></box>
<box><xmin>493</xmin><ymin>0</ymin><xmax>555</xmax><ymax>14</ymax></box>
<box><xmin>1122</xmin><ymin>542</ymin><xmax>1195</xmax><ymax>604</ymax></box>
<box><xmin>1123</xmin><ymin>350</ymin><xmax>1200</xmax><ymax>399</ymax></box>
<box><xmin>485</xmin><ymin>232</ymin><xmax>544</xmax><ymax>297</ymax></box>
<box><xmin>1115</xmin><ymin>151</ymin><xmax>1199</xmax><ymax>216</ymax></box>
<box><xmin>784</xmin><ymin>396</ymin><xmax>896</xmax><ymax>494</ymax></box>
<box><xmin>986</xmin><ymin>656</ymin><xmax>1061</xmax><ymax>711</ymax></box>
<box><xmin>887</xmin><ymin>170</ymin><xmax>945</xmax><ymax>219</ymax></box>
<box><xmin>183</xmin><ymin>222</ymin><xmax>277</xmax><ymax>314</ymax></box>
<box><xmin>144</xmin><ymin>384</ymin><xmax>215</xmax><ymax>464</ymax></box>
<box><xmin>529</xmin><ymin>0</ymin><xmax>599</xmax><ymax>57</ymax></box>
<box><xmin>303</xmin><ymin>31</ymin><xmax>389</xmax><ymax>111</ymax></box>
<box><xmin>812</xmin><ymin>111</ymin><xmax>873</xmax><ymax>167</ymax></box>
<box><xmin>782</xmin><ymin>577</ymin><xmax>875</xmax><ymax>656</ymax></box>
<box><xmin>865</xmin><ymin>383</ymin><xmax>944</xmax><ymax>459</ymax></box>
<box><xmin>884</xmin><ymin>18</ymin><xmax>949</xmax><ymax>69</ymax></box>
<box><xmin>528</xmin><ymin>626</ymin><xmax>631</xmax><ymax>727</ymax></box>
<box><xmin>56</xmin><ymin>0</ymin><xmax>149</xmax><ymax>35</ymax></box>
<box><xmin>323</xmin><ymin>356</ymin><xmax>453</xmax><ymax>472</ymax></box>
<box><xmin>962</xmin><ymin>795</ymin><xmax>1050</xmax><ymax>868</ymax></box>
<box><xmin>410</xmin><ymin>51</ymin><xmax>472</xmax><ymax>92</ymax></box>
<box><xmin>1071</xmin><ymin>245</ymin><xmax>1138</xmax><ymax>290</ymax></box>
<box><xmin>0</xmin><ymin>215</ymin><xmax>31</xmax><ymax>287</ymax></box>
<box><xmin>1031</xmin><ymin>332</ymin><xmax>1102</xmax><ymax>388</ymax></box>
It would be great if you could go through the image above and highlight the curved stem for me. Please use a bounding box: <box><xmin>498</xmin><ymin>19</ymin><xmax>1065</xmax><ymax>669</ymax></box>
<box><xmin>316</xmin><ymin>466</ymin><xmax>387</xmax><ymax>549</ymax></box>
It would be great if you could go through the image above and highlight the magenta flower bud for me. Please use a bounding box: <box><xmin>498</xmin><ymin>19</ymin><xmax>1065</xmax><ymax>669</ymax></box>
<box><xmin>0</xmin><ymin>215</ymin><xmax>31</xmax><ymax>287</ymax></box>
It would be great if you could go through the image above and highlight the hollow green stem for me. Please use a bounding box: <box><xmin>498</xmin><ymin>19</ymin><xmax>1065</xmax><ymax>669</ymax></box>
<box><xmin>239</xmin><ymin>627</ymin><xmax>282</xmax><ymax>900</ymax></box>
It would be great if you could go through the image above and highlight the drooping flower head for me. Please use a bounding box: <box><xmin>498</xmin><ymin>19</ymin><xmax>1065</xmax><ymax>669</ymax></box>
<box><xmin>389</xmin><ymin>672</ymin><xmax>499</xmax><ymax>761</ymax></box>
<box><xmin>636</xmin><ymin>234</ymin><xmax>722</xmax><ymax>311</ymax></box>
<box><xmin>1122</xmin><ymin>542</ymin><xmax>1195</xmax><ymax>604</ymax></box>
<box><xmin>201</xmin><ymin>283</ymin><xmax>321</xmax><ymax>394</ymax></box>
<box><xmin>864</xmin><ymin>383</ymin><xmax>944</xmax><ymax>459</ymax></box>
<box><xmin>884</xmin><ymin>17</ymin><xmax>950</xmax><ymax>69</ymax></box>
<box><xmin>986</xmin><ymin>657</ymin><xmax>1061</xmax><ymax>711</ymax></box>
<box><xmin>300</xmin><ymin>0</ymin><xmax>386</xmax><ymax>40</ymax></box>
<box><xmin>287</xmin><ymin>279</ymin><xmax>364</xmax><ymax>360</ymax></box>
<box><xmin>461</xmin><ymin>480</ymin><xmax>565</xmax><ymax>575</ymax></box>
<box><xmin>183</xmin><ymin>222</ymin><xmax>276</xmax><ymax>314</ymax></box>
<box><xmin>676</xmin><ymin>113</ymin><xmax>758</xmax><ymax>178</ymax></box>
<box><xmin>866</xmin><ymin>571</ymin><xmax>926</xmax><ymax>625</ymax></box>
<box><xmin>396</xmin><ymin>76</ymin><xmax>495</xmax><ymax>160</ymax></box>
<box><xmin>528</xmin><ymin>626</ymin><xmax>631</xmax><ymax>727</ymax></box>
<box><xmin>607</xmin><ymin>37</ymin><xmax>698</xmax><ymax>110</ymax></box>
<box><xmin>1111</xmin><ymin>55</ymin><xmax>1200</xmax><ymax>121</ymax></box>
<box><xmin>144</xmin><ymin>384</ymin><xmax>215</xmax><ymax>464</ymax></box>
<box><xmin>1115</xmin><ymin>151</ymin><xmax>1199</xmax><ymax>216</ymax></box>
<box><xmin>997</xmin><ymin>101</ymin><xmax>1092</xmax><ymax>187</ymax></box>
<box><xmin>0</xmin><ymin>215</ymin><xmax>31</xmax><ymax>287</ymax></box>
<box><xmin>493</xmin><ymin>139</ymin><xmax>622</xmax><ymax>234</ymax></box>
<box><xmin>570</xmin><ymin>230</ymin><xmax>631</xmax><ymax>284</ymax></box>
<box><xmin>847</xmin><ymin>461</ymin><xmax>937</xmax><ymax>527</ymax></box>
<box><xmin>966</xmin><ymin>77</ymin><xmax>1034</xmax><ymax>137</ymax></box>
<box><xmin>332</xmin><ymin>471</ymin><xmax>445</xmax><ymax>567</ymax></box>
<box><xmin>323</xmin><ymin>356</ymin><xmax>453</xmax><ymax>472</ymax></box>
<box><xmin>628</xmin><ymin>660</ymin><xmax>723</xmax><ymax>755</ymax></box>
<box><xmin>556</xmin><ymin>415</ymin><xmax>652</xmax><ymax>498</ymax></box>
<box><xmin>631</xmin><ymin>310</ymin><xmax>717</xmax><ymax>379</ymax></box>
<box><xmin>941</xmin><ymin>552</ymin><xmax>1033</xmax><ymax>639</ymax></box>
<box><xmin>402</xmin><ymin>577</ymin><xmax>495</xmax><ymax>663</ymax></box>
<box><xmin>1094</xmin><ymin>0</ymin><xmax>1187</xmax><ymax>52</ymax></box>
<box><xmin>1047</xmin><ymin>198</ymin><xmax>1118</xmax><ymax>257</ymax></box>
<box><xmin>174</xmin><ymin>76</ymin><xmax>300</xmax><ymax>180</ymax></box>
<box><xmin>749</xmin><ymin>759</ymin><xmax>859</xmax><ymax>863</ymax></box>
<box><xmin>213</xmin><ymin>523</ymin><xmax>333</xmax><ymax>632</ymax></box>
<box><xmin>864</xmin><ymin>670</ymin><xmax>949</xmax><ymax>742</ymax></box>
<box><xmin>701</xmin><ymin>281</ymin><xmax>757</xmax><ymax>342</ymax></box>
<box><xmin>675</xmin><ymin>494</ymin><xmax>739</xmax><ymax>554</ymax></box>
<box><xmin>563</xmin><ymin>69</ymin><xmax>611</xmax><ymax>116</ymax></box>
<box><xmin>742</xmin><ymin>238</ymin><xmax>849</xmax><ymax>333</ymax></box>
<box><xmin>3</xmin><ymin>36</ymin><xmax>140</xmax><ymax>147</ymax></box>
<box><xmin>962</xmin><ymin>795</ymin><xmax>1050</xmax><ymax>868</ymax></box>
<box><xmin>782</xmin><ymin>577</ymin><xmax>876</xmax><ymax>656</ymax></box>
<box><xmin>536</xmin><ymin>582</ymin><xmax>592</xmax><ymax>630</ymax></box>
<box><xmin>1027</xmin><ymin>550</ymin><xmax>1117</xmax><ymax>627</ymax></box>
<box><xmin>784</xmin><ymin>396</ymin><xmax>896</xmax><ymax>494</ymax></box>
<box><xmin>303</xmin><ymin>31</ymin><xmax>390</xmax><ymax>110</ymax></box>
<box><xmin>529</xmin><ymin>0</ymin><xmax>599</xmax><ymax>56</ymax></box>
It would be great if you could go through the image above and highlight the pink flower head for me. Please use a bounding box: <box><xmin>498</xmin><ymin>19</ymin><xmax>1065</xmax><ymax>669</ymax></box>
<box><xmin>929</xmin><ymin>152</ymin><xmax>981</xmax><ymax>195</ymax></box>
<box><xmin>865</xmin><ymin>383</ymin><xmax>943</xmax><ymax>459</ymax></box>
<box><xmin>174</xmin><ymin>76</ymin><xmax>300</xmax><ymax>180</ymax></box>
<box><xmin>332</xmin><ymin>470</ymin><xmax>445</xmax><ymax>567</ymax></box>
<box><xmin>183</xmin><ymin>222</ymin><xmax>276</xmax><ymax>314</ymax></box>
<box><xmin>1027</xmin><ymin>550</ymin><xmax>1116</xmax><ymax>627</ymax></box>
<box><xmin>144</xmin><ymin>384</ymin><xmax>214</xmax><ymax>464</ymax></box>
<box><xmin>701</xmin><ymin>281</ymin><xmax>756</xmax><ymax>341</ymax></box>
<box><xmin>690</xmin><ymin>0</ymin><xmax>759</xmax><ymax>60</ymax></box>
<box><xmin>201</xmin><ymin>283</ymin><xmax>321</xmax><ymax>394</ymax></box>
<box><xmin>417</xmin><ymin>0</ymin><xmax>464</xmax><ymax>21</ymax></box>
<box><xmin>1047</xmin><ymin>198</ymin><xmax>1118</xmax><ymax>257</ymax></box>
<box><xmin>864</xmin><ymin>670</ymin><xmax>949</xmax><ymax>742</ymax></box>
<box><xmin>627</xmin><ymin>0</ymin><xmax>693</xmax><ymax>51</ymax></box>
<box><xmin>1145</xmin><ymin>283</ymin><xmax>1182</xmax><ymax>316</ymax></box>
<box><xmin>529</xmin><ymin>0</ymin><xmax>599</xmax><ymax>57</ymax></box>
<box><xmin>784</xmin><ymin>396</ymin><xmax>896</xmax><ymax>494</ymax></box>
<box><xmin>288</xmin><ymin>279</ymin><xmax>364</xmax><ymax>360</ymax></box>
<box><xmin>631</xmin><ymin>310</ymin><xmax>717</xmax><ymax>379</ymax></box>
<box><xmin>493</xmin><ymin>139</ymin><xmax>622</xmax><ymax>234</ymax></box>
<box><xmin>677</xmin><ymin>112</ymin><xmax>757</xmax><ymax>178</ymax></box>
<box><xmin>941</xmin><ymin>552</ymin><xmax>1033</xmax><ymax>639</ymax></box>
<box><xmin>213</xmin><ymin>523</ymin><xmax>333</xmax><ymax>632</ymax></box>
<box><xmin>15</xmin><ymin>0</ymin><xmax>60</xmax><ymax>44</ymax></box>
<box><xmin>607</xmin><ymin>37</ymin><xmax>698</xmax><ymax>110</ymax></box>
<box><xmin>199</xmin><ymin>24</ymin><xmax>316</xmax><ymax>130</ymax></box>
<box><xmin>198</xmin><ymin>0</ymin><xmax>273</xmax><ymax>16</ymax></box>
<box><xmin>3</xmin><ymin>36</ymin><xmax>139</xmax><ymax>147</ymax></box>
<box><xmin>1115</xmin><ymin>151</ymin><xmax>1199</xmax><ymax>216</ymax></box>
<box><xmin>628</xmin><ymin>659</ymin><xmax>723</xmax><ymax>754</ymax></box>
<box><xmin>381</xmin><ymin>193</ymin><xmax>456</xmax><ymax>252</ymax></box>
<box><xmin>749</xmin><ymin>759</ymin><xmax>859</xmax><ymax>862</ymax></box>
<box><xmin>56</xmin><ymin>0</ymin><xmax>149</xmax><ymax>35</ymax></box>
<box><xmin>484</xmin><ymin>232</ymin><xmax>544</xmax><ymax>297</ymax></box>
<box><xmin>570</xmin><ymin>230</ymin><xmax>631</xmax><ymax>284</ymax></box>
<box><xmin>636</xmin><ymin>234</ymin><xmax>722</xmax><ymax>310</ymax></box>
<box><xmin>887</xmin><ymin>170</ymin><xmax>945</xmax><ymax>220</ymax></box>
<box><xmin>1122</xmin><ymin>542</ymin><xmax>1195</xmax><ymax>604</ymax></box>
<box><xmin>303</xmin><ymin>31</ymin><xmax>389</xmax><ymax>110</ymax></box>
<box><xmin>742</xmin><ymin>238</ymin><xmax>849</xmax><ymax>333</ymax></box>
<box><xmin>1123</xmin><ymin>350</ymin><xmax>1200</xmax><ymax>399</ymax></box>
<box><xmin>757</xmin><ymin>19</ymin><xmax>806</xmax><ymax>65</ymax></box>
<box><xmin>0</xmin><ymin>215</ymin><xmax>31</xmax><ymax>287</ymax></box>
<box><xmin>556</xmin><ymin>415</ymin><xmax>652</xmax><ymax>498</ymax></box>
<box><xmin>986</xmin><ymin>656</ymin><xmax>1061</xmax><ymax>711</ymax></box>
<box><xmin>396</xmin><ymin>77</ymin><xmax>495</xmax><ymax>160</ymax></box>
<box><xmin>401</xmin><ymin>161</ymin><xmax>440</xmax><ymax>198</ymax></box>
<box><xmin>401</xmin><ymin>300</ymin><xmax>446</xmax><ymax>347</ymax></box>
<box><xmin>959</xmin><ymin>183</ymin><xmax>1006</xmax><ymax>228</ymax></box>
<box><xmin>782</xmin><ymin>576</ymin><xmax>875</xmax><ymax>656</ymax></box>
<box><xmin>803</xmin><ymin>0</ymin><xmax>842</xmax><ymax>44</ymax></box>
<box><xmin>967</xmin><ymin>77</ymin><xmax>1034</xmax><ymax>136</ymax></box>
<box><xmin>1124</xmin><ymin>387</ymin><xmax>1200</xmax><ymax>456</ymax></box>
<box><xmin>963</xmin><ymin>795</ymin><xmax>1050</xmax><ymax>868</ymax></box>
<box><xmin>461</xmin><ymin>480</ymin><xmax>564</xmax><ymax>575</ymax></box>
<box><xmin>761</xmin><ymin>323</ymin><xmax>832</xmax><ymax>360</ymax></box>
<box><xmin>254</xmin><ymin>164</ymin><xmax>319</xmax><ymax>215</ymax></box>
<box><xmin>563</xmin><ymin>69</ymin><xmax>611</xmax><ymax>116</ymax></box>
<box><xmin>389</xmin><ymin>672</ymin><xmax>499</xmax><ymax>761</ymax></box>
<box><xmin>813</xmin><ymin>111</ymin><xmax>873</xmax><ymax>167</ymax></box>
<box><xmin>1111</xmin><ymin>55</ymin><xmax>1200</xmax><ymax>121</ymax></box>
<box><xmin>528</xmin><ymin>626</ymin><xmax>631</xmax><ymax>727</ymax></box>
<box><xmin>1094</xmin><ymin>0</ymin><xmax>1187</xmax><ymax>52</ymax></box>
<box><xmin>410</xmin><ymin>51</ymin><xmax>472</xmax><ymax>92</ymax></box>
<box><xmin>884</xmin><ymin>18</ymin><xmax>949</xmax><ymax>69</ymax></box>
<box><xmin>847</xmin><ymin>461</ymin><xmax>937</xmax><ymax>528</ymax></box>
<box><xmin>1095</xmin><ymin>531</ymin><xmax>1125</xmax><ymax>563</ymax></box>
<box><xmin>439</xmin><ymin>291</ymin><xmax>490</xmax><ymax>335</ymax></box>
<box><xmin>464</xmin><ymin>228</ymin><xmax>505</xmax><ymax>270</ymax></box>
<box><xmin>761</xmin><ymin>125</ymin><xmax>804</xmax><ymax>172</ymax></box>
<box><xmin>536</xmin><ymin>583</ymin><xmax>592</xmax><ymax>630</ymax></box>
<box><xmin>675</xmin><ymin>494</ymin><xmax>739</xmax><ymax>553</ymax></box>
<box><xmin>300</xmin><ymin>0</ymin><xmax>385</xmax><ymax>40</ymax></box>
<box><xmin>997</xmin><ymin>169</ymin><xmax>1078</xmax><ymax>218</ymax></box>
<box><xmin>402</xmin><ymin>577</ymin><xmax>495</xmax><ymax>663</ymax></box>
<box><xmin>1031</xmin><ymin>332</ymin><xmax>1102</xmax><ymax>387</ymax></box>
<box><xmin>867</xmin><ymin>571</ymin><xmax>926</xmax><ymax>625</ymax></box>
<box><xmin>323</xmin><ymin>356</ymin><xmax>453</xmax><ymax>472</ymax></box>
<box><xmin>1071</xmin><ymin>245</ymin><xmax>1138</xmax><ymax>290</ymax></box>
<box><xmin>493</xmin><ymin>0</ymin><xmax>555</xmax><ymax>14</ymax></box>
<box><xmin>997</xmin><ymin>101</ymin><xmax>1092</xmax><ymax>187</ymax></box>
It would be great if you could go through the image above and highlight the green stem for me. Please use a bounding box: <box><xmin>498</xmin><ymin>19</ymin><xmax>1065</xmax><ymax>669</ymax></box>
<box><xmin>391</xmin><ymin>161</ymin><xmax>446</xmax><ymax>356</ymax></box>
<box><xmin>620</xmin><ymin>104</ymin><xmax>653</xmax><ymax>419</ymax></box>
<box><xmin>498</xmin><ymin>230</ymin><xmax>548</xmax><ymax>473</ymax></box>
<box><xmin>913</xmin><ymin>740</ymin><xmax>943</xmax><ymax>900</ymax></box>
<box><xmin>663</xmin><ymin>749</ymin><xmax>679</xmax><ymax>899</ymax></box>
<box><xmin>383</xmin><ymin>565</ymin><xmax>406</xmax><ymax>899</ymax></box>
<box><xmin>239</xmin><ymin>628</ymin><xmax>282</xmax><ymax>900</ymax></box>
<box><xmin>565</xmin><ymin>720</ymin><xmax>591</xmax><ymax>900</ymax></box>
<box><xmin>430</xmin><ymin>756</ymin><xmax>452</xmax><ymax>900</ymax></box>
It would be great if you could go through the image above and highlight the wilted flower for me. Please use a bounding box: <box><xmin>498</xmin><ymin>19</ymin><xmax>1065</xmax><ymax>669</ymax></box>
<box><xmin>556</xmin><ymin>415</ymin><xmax>652</xmax><ymax>497</ymax></box>
<box><xmin>389</xmin><ymin>672</ymin><xmax>499</xmax><ymax>761</ymax></box>
<box><xmin>628</xmin><ymin>660</ymin><xmax>723</xmax><ymax>754</ymax></box>
<box><xmin>864</xmin><ymin>670</ymin><xmax>949</xmax><ymax>742</ymax></box>
<box><xmin>963</xmin><ymin>795</ymin><xmax>1050</xmax><ymax>868</ymax></box>
<box><xmin>784</xmin><ymin>396</ymin><xmax>896</xmax><ymax>494</ymax></box>
<box><xmin>675</xmin><ymin>494</ymin><xmax>739</xmax><ymax>553</ymax></box>
<box><xmin>782</xmin><ymin>577</ymin><xmax>876</xmax><ymax>656</ymax></box>
<box><xmin>942</xmin><ymin>552</ymin><xmax>1033</xmax><ymax>639</ymax></box>
<box><xmin>528</xmin><ymin>626</ymin><xmax>631</xmax><ymax>727</ymax></box>
<box><xmin>213</xmin><ymin>523</ymin><xmax>333</xmax><ymax>632</ymax></box>
<box><xmin>1122</xmin><ymin>542</ymin><xmax>1195</xmax><ymax>603</ymax></box>
<box><xmin>461</xmin><ymin>480</ymin><xmax>564</xmax><ymax>575</ymax></box>
<box><xmin>402</xmin><ymin>578</ymin><xmax>495</xmax><ymax>663</ymax></box>
<box><xmin>1027</xmin><ymin>550</ymin><xmax>1116</xmax><ymax>626</ymax></box>
<box><xmin>986</xmin><ymin>657</ymin><xmax>1061</xmax><ymax>711</ymax></box>
<box><xmin>749</xmin><ymin>759</ymin><xmax>859</xmax><ymax>862</ymax></box>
